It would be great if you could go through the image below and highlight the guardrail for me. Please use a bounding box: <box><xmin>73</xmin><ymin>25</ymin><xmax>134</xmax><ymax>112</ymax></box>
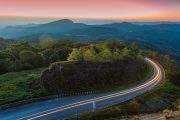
<box><xmin>0</xmin><ymin>91</ymin><xmax>96</xmax><ymax>110</ymax></box>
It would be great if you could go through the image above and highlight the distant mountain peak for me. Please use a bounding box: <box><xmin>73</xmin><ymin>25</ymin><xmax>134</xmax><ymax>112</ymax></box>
<box><xmin>109</xmin><ymin>22</ymin><xmax>135</xmax><ymax>27</ymax></box>
<box><xmin>120</xmin><ymin>22</ymin><xmax>134</xmax><ymax>25</ymax></box>
<box><xmin>49</xmin><ymin>19</ymin><xmax>74</xmax><ymax>25</ymax></box>
<box><xmin>59</xmin><ymin>19</ymin><xmax>74</xmax><ymax>23</ymax></box>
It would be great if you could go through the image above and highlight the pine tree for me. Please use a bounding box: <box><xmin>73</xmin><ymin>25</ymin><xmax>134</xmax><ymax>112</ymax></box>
<box><xmin>67</xmin><ymin>48</ymin><xmax>83</xmax><ymax>61</ymax></box>
<box><xmin>83</xmin><ymin>48</ymin><xmax>98</xmax><ymax>61</ymax></box>
<box><xmin>100</xmin><ymin>48</ymin><xmax>113</xmax><ymax>61</ymax></box>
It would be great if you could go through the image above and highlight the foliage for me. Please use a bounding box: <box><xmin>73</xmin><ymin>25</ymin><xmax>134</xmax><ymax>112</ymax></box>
<box><xmin>102</xmin><ymin>40</ymin><xmax>125</xmax><ymax>50</ymax></box>
<box><xmin>83</xmin><ymin>48</ymin><xmax>98</xmax><ymax>61</ymax></box>
<box><xmin>145</xmin><ymin>51</ymin><xmax>179</xmax><ymax>87</ymax></box>
<box><xmin>67</xmin><ymin>41</ymin><xmax>141</xmax><ymax>62</ymax></box>
<box><xmin>0</xmin><ymin>38</ymin><xmax>16</xmax><ymax>50</ymax></box>
<box><xmin>0</xmin><ymin>40</ymin><xmax>85</xmax><ymax>74</ymax></box>
<box><xmin>68</xmin><ymin>50</ymin><xmax>180</xmax><ymax>120</ymax></box>
<box><xmin>0</xmin><ymin>39</ymin><xmax>141</xmax><ymax>74</ymax></box>
<box><xmin>99</xmin><ymin>48</ymin><xmax>113</xmax><ymax>61</ymax></box>
<box><xmin>19</xmin><ymin>50</ymin><xmax>42</xmax><ymax>68</ymax></box>
<box><xmin>0</xmin><ymin>40</ymin><xmax>164</xmax><ymax>107</ymax></box>
<box><xmin>42</xmin><ymin>57</ymin><xmax>151</xmax><ymax>95</ymax></box>
<box><xmin>67</xmin><ymin>48</ymin><xmax>83</xmax><ymax>61</ymax></box>
<box><xmin>0</xmin><ymin>68</ymin><xmax>46</xmax><ymax>105</ymax></box>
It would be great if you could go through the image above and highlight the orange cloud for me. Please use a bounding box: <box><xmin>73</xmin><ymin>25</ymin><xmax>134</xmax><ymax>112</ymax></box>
<box><xmin>0</xmin><ymin>0</ymin><xmax>179</xmax><ymax>21</ymax></box>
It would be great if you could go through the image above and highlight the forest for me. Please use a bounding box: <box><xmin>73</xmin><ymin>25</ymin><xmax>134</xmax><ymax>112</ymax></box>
<box><xmin>0</xmin><ymin>39</ymin><xmax>151</xmax><ymax>105</ymax></box>
<box><xmin>0</xmin><ymin>38</ymin><xmax>179</xmax><ymax>109</ymax></box>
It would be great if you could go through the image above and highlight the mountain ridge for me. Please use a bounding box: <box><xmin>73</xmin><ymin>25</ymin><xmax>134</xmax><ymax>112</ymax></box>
<box><xmin>1</xmin><ymin>19</ymin><xmax>180</xmax><ymax>38</ymax></box>
<box><xmin>0</xmin><ymin>19</ymin><xmax>180</xmax><ymax>64</ymax></box>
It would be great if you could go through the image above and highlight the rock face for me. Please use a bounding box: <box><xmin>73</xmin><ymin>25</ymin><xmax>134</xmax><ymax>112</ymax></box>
<box><xmin>41</xmin><ymin>58</ymin><xmax>148</xmax><ymax>92</ymax></box>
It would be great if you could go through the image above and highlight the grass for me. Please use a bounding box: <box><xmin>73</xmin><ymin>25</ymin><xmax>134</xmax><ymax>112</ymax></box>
<box><xmin>0</xmin><ymin>68</ymin><xmax>47</xmax><ymax>105</ymax></box>
<box><xmin>0</xmin><ymin>59</ymin><xmax>153</xmax><ymax>106</ymax></box>
<box><xmin>67</xmin><ymin>81</ymin><xmax>180</xmax><ymax>120</ymax></box>
<box><xmin>67</xmin><ymin>58</ymin><xmax>180</xmax><ymax>120</ymax></box>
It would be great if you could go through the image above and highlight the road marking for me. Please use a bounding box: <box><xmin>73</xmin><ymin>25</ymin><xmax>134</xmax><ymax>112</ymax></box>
<box><xmin>18</xmin><ymin>58</ymin><xmax>163</xmax><ymax>120</ymax></box>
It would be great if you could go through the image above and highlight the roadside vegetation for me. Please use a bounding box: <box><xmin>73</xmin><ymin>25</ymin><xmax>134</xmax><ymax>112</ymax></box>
<box><xmin>40</xmin><ymin>41</ymin><xmax>152</xmax><ymax>93</ymax></box>
<box><xmin>0</xmin><ymin>38</ymin><xmax>86</xmax><ymax>74</ymax></box>
<box><xmin>0</xmin><ymin>39</ymin><xmax>154</xmax><ymax>105</ymax></box>
<box><xmin>68</xmin><ymin>51</ymin><xmax>180</xmax><ymax>120</ymax></box>
<box><xmin>0</xmin><ymin>68</ymin><xmax>45</xmax><ymax>105</ymax></box>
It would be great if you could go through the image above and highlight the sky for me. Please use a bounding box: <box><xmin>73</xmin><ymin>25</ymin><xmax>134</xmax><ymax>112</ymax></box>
<box><xmin>0</xmin><ymin>0</ymin><xmax>180</xmax><ymax>27</ymax></box>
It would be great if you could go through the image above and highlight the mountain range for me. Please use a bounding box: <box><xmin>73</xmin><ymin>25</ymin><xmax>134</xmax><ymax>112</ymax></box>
<box><xmin>0</xmin><ymin>19</ymin><xmax>180</xmax><ymax>63</ymax></box>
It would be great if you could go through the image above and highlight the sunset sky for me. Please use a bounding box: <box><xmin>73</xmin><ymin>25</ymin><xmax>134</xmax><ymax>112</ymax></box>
<box><xmin>0</xmin><ymin>0</ymin><xmax>180</xmax><ymax>21</ymax></box>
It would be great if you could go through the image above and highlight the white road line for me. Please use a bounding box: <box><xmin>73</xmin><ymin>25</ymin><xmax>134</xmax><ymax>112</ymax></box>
<box><xmin>18</xmin><ymin>58</ymin><xmax>163</xmax><ymax>120</ymax></box>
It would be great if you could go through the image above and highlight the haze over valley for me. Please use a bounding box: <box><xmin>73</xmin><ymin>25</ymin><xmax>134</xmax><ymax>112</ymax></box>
<box><xmin>1</xmin><ymin>19</ymin><xmax>180</xmax><ymax>64</ymax></box>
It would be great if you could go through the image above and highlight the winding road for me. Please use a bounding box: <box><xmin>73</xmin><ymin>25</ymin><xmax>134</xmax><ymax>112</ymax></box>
<box><xmin>0</xmin><ymin>58</ymin><xmax>165</xmax><ymax>120</ymax></box>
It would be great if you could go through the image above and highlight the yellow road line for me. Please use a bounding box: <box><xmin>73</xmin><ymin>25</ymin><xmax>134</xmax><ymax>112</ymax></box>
<box><xmin>18</xmin><ymin>58</ymin><xmax>163</xmax><ymax>120</ymax></box>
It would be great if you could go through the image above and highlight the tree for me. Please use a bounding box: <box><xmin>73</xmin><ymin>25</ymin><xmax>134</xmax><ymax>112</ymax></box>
<box><xmin>40</xmin><ymin>40</ymin><xmax>56</xmax><ymax>49</ymax></box>
<box><xmin>50</xmin><ymin>47</ymin><xmax>71</xmax><ymax>62</ymax></box>
<box><xmin>0</xmin><ymin>59</ymin><xmax>11</xmax><ymax>74</ymax></box>
<box><xmin>19</xmin><ymin>50</ymin><xmax>36</xmax><ymax>63</ymax></box>
<box><xmin>121</xmin><ymin>99</ymin><xmax>140</xmax><ymax>114</ymax></box>
<box><xmin>0</xmin><ymin>51</ymin><xmax>17</xmax><ymax>73</ymax></box>
<box><xmin>147</xmin><ymin>51</ymin><xmax>160</xmax><ymax>60</ymax></box>
<box><xmin>67</xmin><ymin>48</ymin><xmax>83</xmax><ymax>61</ymax></box>
<box><xmin>19</xmin><ymin>50</ymin><xmax>41</xmax><ymax>68</ymax></box>
<box><xmin>131</xmin><ymin>42</ymin><xmax>140</xmax><ymax>55</ymax></box>
<box><xmin>83</xmin><ymin>48</ymin><xmax>98</xmax><ymax>61</ymax></box>
<box><xmin>40</xmin><ymin>49</ymin><xmax>54</xmax><ymax>65</ymax></box>
<box><xmin>169</xmin><ymin>70</ymin><xmax>180</xmax><ymax>86</ymax></box>
<box><xmin>103</xmin><ymin>40</ymin><xmax>125</xmax><ymax>50</ymax></box>
<box><xmin>7</xmin><ymin>42</ymin><xmax>37</xmax><ymax>59</ymax></box>
<box><xmin>113</xmin><ymin>49</ymin><xmax>122</xmax><ymax>60</ymax></box>
<box><xmin>100</xmin><ymin>48</ymin><xmax>113</xmax><ymax>61</ymax></box>
<box><xmin>162</xmin><ymin>55</ymin><xmax>176</xmax><ymax>71</ymax></box>
<box><xmin>123</xmin><ymin>48</ymin><xmax>131</xmax><ymax>56</ymax></box>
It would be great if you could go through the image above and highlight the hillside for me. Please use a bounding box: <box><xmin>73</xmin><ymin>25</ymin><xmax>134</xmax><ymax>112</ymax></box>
<box><xmin>68</xmin><ymin>49</ymin><xmax>180</xmax><ymax>120</ymax></box>
<box><xmin>41</xmin><ymin>58</ymin><xmax>149</xmax><ymax>92</ymax></box>
<box><xmin>0</xmin><ymin>19</ymin><xmax>89</xmax><ymax>38</ymax></box>
<box><xmin>0</xmin><ymin>40</ymin><xmax>153</xmax><ymax>105</ymax></box>
<box><xmin>0</xmin><ymin>19</ymin><xmax>180</xmax><ymax>64</ymax></box>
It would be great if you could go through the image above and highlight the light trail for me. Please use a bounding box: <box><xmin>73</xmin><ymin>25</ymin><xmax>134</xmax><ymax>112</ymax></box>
<box><xmin>18</xmin><ymin>58</ymin><xmax>163</xmax><ymax>120</ymax></box>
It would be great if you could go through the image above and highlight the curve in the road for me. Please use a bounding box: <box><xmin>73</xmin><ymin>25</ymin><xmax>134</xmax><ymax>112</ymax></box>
<box><xmin>0</xmin><ymin>58</ymin><xmax>164</xmax><ymax>120</ymax></box>
<box><xmin>17</xmin><ymin>58</ymin><xmax>164</xmax><ymax>120</ymax></box>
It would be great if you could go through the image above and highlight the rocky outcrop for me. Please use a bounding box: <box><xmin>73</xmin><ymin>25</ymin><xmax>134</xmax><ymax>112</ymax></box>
<box><xmin>41</xmin><ymin>58</ymin><xmax>148</xmax><ymax>92</ymax></box>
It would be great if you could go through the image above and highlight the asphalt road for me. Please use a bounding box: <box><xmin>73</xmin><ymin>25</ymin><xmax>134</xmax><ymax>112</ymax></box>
<box><xmin>0</xmin><ymin>58</ymin><xmax>164</xmax><ymax>120</ymax></box>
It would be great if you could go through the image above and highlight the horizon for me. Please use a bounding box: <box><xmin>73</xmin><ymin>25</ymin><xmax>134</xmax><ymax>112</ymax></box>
<box><xmin>0</xmin><ymin>0</ymin><xmax>180</xmax><ymax>28</ymax></box>
<box><xmin>0</xmin><ymin>0</ymin><xmax>180</xmax><ymax>21</ymax></box>
<box><xmin>0</xmin><ymin>17</ymin><xmax>180</xmax><ymax>29</ymax></box>
<box><xmin>0</xmin><ymin>1</ymin><xmax>180</xmax><ymax>119</ymax></box>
